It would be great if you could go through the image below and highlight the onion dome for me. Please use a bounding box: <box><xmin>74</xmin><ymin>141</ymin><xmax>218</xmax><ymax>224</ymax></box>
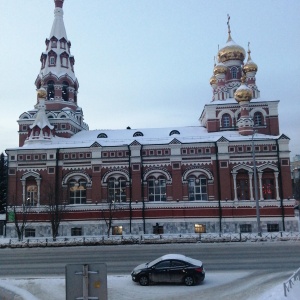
<box><xmin>213</xmin><ymin>62</ymin><xmax>227</xmax><ymax>75</ymax></box>
<box><xmin>243</xmin><ymin>42</ymin><xmax>258</xmax><ymax>73</ymax></box>
<box><xmin>37</xmin><ymin>86</ymin><xmax>47</xmax><ymax>99</ymax></box>
<box><xmin>210</xmin><ymin>75</ymin><xmax>217</xmax><ymax>86</ymax></box>
<box><xmin>218</xmin><ymin>15</ymin><xmax>246</xmax><ymax>63</ymax></box>
<box><xmin>234</xmin><ymin>76</ymin><xmax>253</xmax><ymax>102</ymax></box>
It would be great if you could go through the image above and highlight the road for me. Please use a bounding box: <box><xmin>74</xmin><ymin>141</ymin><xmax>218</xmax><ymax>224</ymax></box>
<box><xmin>0</xmin><ymin>241</ymin><xmax>299</xmax><ymax>299</ymax></box>
<box><xmin>0</xmin><ymin>241</ymin><xmax>299</xmax><ymax>277</ymax></box>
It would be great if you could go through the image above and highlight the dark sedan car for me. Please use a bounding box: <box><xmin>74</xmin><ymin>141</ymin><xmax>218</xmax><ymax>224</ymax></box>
<box><xmin>131</xmin><ymin>254</ymin><xmax>205</xmax><ymax>286</ymax></box>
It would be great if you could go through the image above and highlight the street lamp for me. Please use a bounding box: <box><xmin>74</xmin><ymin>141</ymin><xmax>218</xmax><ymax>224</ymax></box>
<box><xmin>252</xmin><ymin>130</ymin><xmax>262</xmax><ymax>236</ymax></box>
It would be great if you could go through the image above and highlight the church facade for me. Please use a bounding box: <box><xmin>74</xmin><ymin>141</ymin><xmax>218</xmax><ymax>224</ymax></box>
<box><xmin>4</xmin><ymin>0</ymin><xmax>296</xmax><ymax>238</ymax></box>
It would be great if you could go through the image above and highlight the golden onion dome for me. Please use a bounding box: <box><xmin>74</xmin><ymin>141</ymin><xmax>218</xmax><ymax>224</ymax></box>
<box><xmin>243</xmin><ymin>43</ymin><xmax>258</xmax><ymax>73</ymax></box>
<box><xmin>213</xmin><ymin>62</ymin><xmax>227</xmax><ymax>75</ymax></box>
<box><xmin>210</xmin><ymin>75</ymin><xmax>217</xmax><ymax>85</ymax></box>
<box><xmin>218</xmin><ymin>15</ymin><xmax>246</xmax><ymax>63</ymax></box>
<box><xmin>37</xmin><ymin>86</ymin><xmax>47</xmax><ymax>99</ymax></box>
<box><xmin>234</xmin><ymin>76</ymin><xmax>253</xmax><ymax>102</ymax></box>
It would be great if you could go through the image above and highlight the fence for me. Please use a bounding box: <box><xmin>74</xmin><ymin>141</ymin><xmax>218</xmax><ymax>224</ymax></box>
<box><xmin>284</xmin><ymin>267</ymin><xmax>300</xmax><ymax>297</ymax></box>
<box><xmin>1</xmin><ymin>231</ymin><xmax>300</xmax><ymax>248</ymax></box>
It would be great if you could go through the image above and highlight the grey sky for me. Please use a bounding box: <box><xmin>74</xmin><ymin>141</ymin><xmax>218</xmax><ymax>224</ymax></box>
<box><xmin>0</xmin><ymin>0</ymin><xmax>299</xmax><ymax>158</ymax></box>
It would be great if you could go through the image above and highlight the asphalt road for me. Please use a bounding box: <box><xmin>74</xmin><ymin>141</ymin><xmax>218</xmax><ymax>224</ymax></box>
<box><xmin>0</xmin><ymin>241</ymin><xmax>299</xmax><ymax>278</ymax></box>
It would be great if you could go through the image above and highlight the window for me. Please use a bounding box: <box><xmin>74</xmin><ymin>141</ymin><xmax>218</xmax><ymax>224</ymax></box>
<box><xmin>64</xmin><ymin>154</ymin><xmax>69</xmax><ymax>159</ymax></box>
<box><xmin>222</xmin><ymin>114</ymin><xmax>231</xmax><ymax>128</ymax></box>
<box><xmin>272</xmin><ymin>145</ymin><xmax>277</xmax><ymax>151</ymax></box>
<box><xmin>10</xmin><ymin>155</ymin><xmax>15</xmax><ymax>161</ymax></box>
<box><xmin>157</xmin><ymin>150</ymin><xmax>162</xmax><ymax>155</ymax></box>
<box><xmin>254</xmin><ymin>112</ymin><xmax>263</xmax><ymax>126</ymax></box>
<box><xmin>102</xmin><ymin>152</ymin><xmax>108</xmax><ymax>157</ymax></box>
<box><xmin>132</xmin><ymin>164</ymin><xmax>140</xmax><ymax>171</ymax></box>
<box><xmin>267</xmin><ymin>224</ymin><xmax>279</xmax><ymax>232</ymax></box>
<box><xmin>231</xmin><ymin>67</ymin><xmax>237</xmax><ymax>79</ymax></box>
<box><xmin>49</xmin><ymin>154</ymin><xmax>54</xmax><ymax>159</ymax></box>
<box><xmin>47</xmin><ymin>80</ymin><xmax>55</xmax><ymax>99</ymax></box>
<box><xmin>26</xmin><ymin>155</ymin><xmax>31</xmax><ymax>160</ymax></box>
<box><xmin>49</xmin><ymin>56</ymin><xmax>55</xmax><ymax>65</ymax></box>
<box><xmin>71</xmin><ymin>227</ymin><xmax>82</xmax><ymax>236</ymax></box>
<box><xmin>172</xmin><ymin>163</ymin><xmax>180</xmax><ymax>169</ymax></box>
<box><xmin>246</xmin><ymin>146</ymin><xmax>252</xmax><ymax>152</ymax></box>
<box><xmin>281</xmin><ymin>159</ymin><xmax>289</xmax><ymax>166</ymax></box>
<box><xmin>27</xmin><ymin>185</ymin><xmax>38</xmax><ymax>206</ymax></box>
<box><xmin>48</xmin><ymin>167</ymin><xmax>55</xmax><ymax>174</ymax></box>
<box><xmin>198</xmin><ymin>149</ymin><xmax>202</xmax><ymax>154</ymax></box>
<box><xmin>117</xmin><ymin>152</ymin><xmax>123</xmax><ymax>157</ymax></box>
<box><xmin>149</xmin><ymin>150</ymin><xmax>154</xmax><ymax>156</ymax></box>
<box><xmin>220</xmin><ymin>162</ymin><xmax>228</xmax><ymax>168</ymax></box>
<box><xmin>155</xmin><ymin>261</ymin><xmax>171</xmax><ymax>269</ymax></box>
<box><xmin>79</xmin><ymin>153</ymin><xmax>84</xmax><ymax>159</ymax></box>
<box><xmin>60</xmin><ymin>41</ymin><xmax>66</xmax><ymax>49</ymax></box>
<box><xmin>182</xmin><ymin>149</ymin><xmax>187</xmax><ymax>154</ymax></box>
<box><xmin>86</xmin><ymin>153</ymin><xmax>91</xmax><ymax>158</ymax></box>
<box><xmin>255</xmin><ymin>146</ymin><xmax>260</xmax><ymax>152</ymax></box>
<box><xmin>97</xmin><ymin>133</ymin><xmax>108</xmax><ymax>138</ymax></box>
<box><xmin>9</xmin><ymin>169</ymin><xmax>16</xmax><ymax>175</ymax></box>
<box><xmin>263</xmin><ymin>146</ymin><xmax>268</xmax><ymax>151</ymax></box>
<box><xmin>169</xmin><ymin>130</ymin><xmax>180</xmax><ymax>136</ymax></box>
<box><xmin>153</xmin><ymin>223</ymin><xmax>164</xmax><ymax>234</ymax></box>
<box><xmin>22</xmin><ymin>125</ymin><xmax>27</xmax><ymax>131</ymax></box>
<box><xmin>262</xmin><ymin>179</ymin><xmax>275</xmax><ymax>199</ymax></box>
<box><xmin>237</xmin><ymin>178</ymin><xmax>249</xmax><ymax>200</ymax></box>
<box><xmin>205</xmin><ymin>148</ymin><xmax>211</xmax><ymax>153</ymax></box>
<box><xmin>62</xmin><ymin>81</ymin><xmax>69</xmax><ymax>101</ymax></box>
<box><xmin>110</xmin><ymin>152</ymin><xmax>115</xmax><ymax>157</ymax></box>
<box><xmin>41</xmin><ymin>154</ymin><xmax>46</xmax><ymax>160</ymax></box>
<box><xmin>164</xmin><ymin>150</ymin><xmax>169</xmax><ymax>155</ymax></box>
<box><xmin>188</xmin><ymin>176</ymin><xmax>208</xmax><ymax>201</ymax></box>
<box><xmin>238</xmin><ymin>146</ymin><xmax>243</xmax><ymax>152</ymax></box>
<box><xmin>133</xmin><ymin>131</ymin><xmax>143</xmax><ymax>137</ymax></box>
<box><xmin>69</xmin><ymin>180</ymin><xmax>87</xmax><ymax>204</ymax></box>
<box><xmin>195</xmin><ymin>224</ymin><xmax>206</xmax><ymax>233</ymax></box>
<box><xmin>51</xmin><ymin>40</ymin><xmax>57</xmax><ymax>48</ymax></box>
<box><xmin>61</xmin><ymin>56</ymin><xmax>68</xmax><ymax>67</ymax></box>
<box><xmin>93</xmin><ymin>166</ymin><xmax>100</xmax><ymax>172</ymax></box>
<box><xmin>148</xmin><ymin>177</ymin><xmax>166</xmax><ymax>202</ymax></box>
<box><xmin>112</xmin><ymin>226</ymin><xmax>123</xmax><ymax>235</ymax></box>
<box><xmin>190</xmin><ymin>149</ymin><xmax>195</xmax><ymax>154</ymax></box>
<box><xmin>108</xmin><ymin>177</ymin><xmax>126</xmax><ymax>203</ymax></box>
<box><xmin>240</xmin><ymin>224</ymin><xmax>252</xmax><ymax>233</ymax></box>
<box><xmin>25</xmin><ymin>228</ymin><xmax>36</xmax><ymax>238</ymax></box>
<box><xmin>71</xmin><ymin>153</ymin><xmax>76</xmax><ymax>159</ymax></box>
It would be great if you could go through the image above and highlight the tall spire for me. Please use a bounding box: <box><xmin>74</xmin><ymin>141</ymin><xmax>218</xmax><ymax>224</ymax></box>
<box><xmin>226</xmin><ymin>14</ymin><xmax>232</xmax><ymax>42</ymax></box>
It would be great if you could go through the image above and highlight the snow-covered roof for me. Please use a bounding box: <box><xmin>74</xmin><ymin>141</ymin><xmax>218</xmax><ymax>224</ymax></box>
<box><xmin>207</xmin><ymin>97</ymin><xmax>279</xmax><ymax>106</ymax></box>
<box><xmin>8</xmin><ymin>125</ymin><xmax>280</xmax><ymax>150</ymax></box>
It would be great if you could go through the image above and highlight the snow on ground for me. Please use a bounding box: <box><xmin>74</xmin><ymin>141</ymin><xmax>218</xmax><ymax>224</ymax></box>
<box><xmin>0</xmin><ymin>272</ymin><xmax>299</xmax><ymax>300</ymax></box>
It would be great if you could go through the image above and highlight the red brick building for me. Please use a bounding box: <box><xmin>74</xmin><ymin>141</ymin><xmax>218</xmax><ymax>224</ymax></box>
<box><xmin>4</xmin><ymin>1</ymin><xmax>296</xmax><ymax>238</ymax></box>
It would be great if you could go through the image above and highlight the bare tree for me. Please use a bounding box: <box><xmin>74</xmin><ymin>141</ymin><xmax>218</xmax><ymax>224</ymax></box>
<box><xmin>47</xmin><ymin>185</ymin><xmax>65</xmax><ymax>241</ymax></box>
<box><xmin>102</xmin><ymin>201</ymin><xmax>125</xmax><ymax>237</ymax></box>
<box><xmin>9</xmin><ymin>197</ymin><xmax>30</xmax><ymax>241</ymax></box>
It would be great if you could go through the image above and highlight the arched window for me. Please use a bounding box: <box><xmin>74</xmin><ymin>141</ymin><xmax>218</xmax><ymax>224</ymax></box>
<box><xmin>169</xmin><ymin>130</ymin><xmax>180</xmax><ymax>136</ymax></box>
<box><xmin>47</xmin><ymin>80</ymin><xmax>55</xmax><ymax>100</ymax></box>
<box><xmin>69</xmin><ymin>179</ymin><xmax>86</xmax><ymax>204</ymax></box>
<box><xmin>148</xmin><ymin>176</ymin><xmax>166</xmax><ymax>202</ymax></box>
<box><xmin>188</xmin><ymin>176</ymin><xmax>208</xmax><ymax>201</ymax></box>
<box><xmin>26</xmin><ymin>185</ymin><xmax>38</xmax><ymax>206</ymax></box>
<box><xmin>97</xmin><ymin>133</ymin><xmax>107</xmax><ymax>138</ymax></box>
<box><xmin>262</xmin><ymin>178</ymin><xmax>275</xmax><ymax>199</ymax></box>
<box><xmin>133</xmin><ymin>131</ymin><xmax>143</xmax><ymax>137</ymax></box>
<box><xmin>221</xmin><ymin>113</ymin><xmax>231</xmax><ymax>128</ymax></box>
<box><xmin>62</xmin><ymin>81</ymin><xmax>69</xmax><ymax>101</ymax></box>
<box><xmin>108</xmin><ymin>177</ymin><xmax>126</xmax><ymax>203</ymax></box>
<box><xmin>254</xmin><ymin>112</ymin><xmax>263</xmax><ymax>126</ymax></box>
<box><xmin>231</xmin><ymin>67</ymin><xmax>237</xmax><ymax>79</ymax></box>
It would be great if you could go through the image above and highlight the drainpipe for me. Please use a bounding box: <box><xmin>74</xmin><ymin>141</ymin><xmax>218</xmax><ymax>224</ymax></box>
<box><xmin>127</xmin><ymin>145</ymin><xmax>132</xmax><ymax>233</ymax></box>
<box><xmin>140</xmin><ymin>145</ymin><xmax>146</xmax><ymax>233</ymax></box>
<box><xmin>214</xmin><ymin>142</ymin><xmax>222</xmax><ymax>234</ymax></box>
<box><xmin>276</xmin><ymin>139</ymin><xmax>285</xmax><ymax>231</ymax></box>
<box><xmin>4</xmin><ymin>151</ymin><xmax>9</xmax><ymax>237</ymax></box>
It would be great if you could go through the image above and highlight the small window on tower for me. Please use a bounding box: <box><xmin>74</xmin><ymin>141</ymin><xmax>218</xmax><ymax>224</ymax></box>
<box><xmin>231</xmin><ymin>67</ymin><xmax>237</xmax><ymax>79</ymax></box>
<box><xmin>49</xmin><ymin>56</ymin><xmax>55</xmax><ymax>66</ymax></box>
<box><xmin>51</xmin><ymin>40</ymin><xmax>57</xmax><ymax>48</ymax></box>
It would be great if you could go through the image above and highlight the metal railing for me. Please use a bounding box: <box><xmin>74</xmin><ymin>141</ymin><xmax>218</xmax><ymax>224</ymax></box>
<box><xmin>284</xmin><ymin>267</ymin><xmax>300</xmax><ymax>297</ymax></box>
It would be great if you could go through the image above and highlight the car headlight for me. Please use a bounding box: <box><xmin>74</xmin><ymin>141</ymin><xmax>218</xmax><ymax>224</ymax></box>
<box><xmin>132</xmin><ymin>270</ymin><xmax>142</xmax><ymax>275</ymax></box>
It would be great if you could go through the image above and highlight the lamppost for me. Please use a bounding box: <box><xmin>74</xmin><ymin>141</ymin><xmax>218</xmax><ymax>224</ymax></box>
<box><xmin>252</xmin><ymin>130</ymin><xmax>262</xmax><ymax>236</ymax></box>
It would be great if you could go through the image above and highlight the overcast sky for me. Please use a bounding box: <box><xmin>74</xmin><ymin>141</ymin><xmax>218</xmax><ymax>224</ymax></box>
<box><xmin>0</xmin><ymin>0</ymin><xmax>299</xmax><ymax>158</ymax></box>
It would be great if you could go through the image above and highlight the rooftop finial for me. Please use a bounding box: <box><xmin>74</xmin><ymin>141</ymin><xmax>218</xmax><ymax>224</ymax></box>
<box><xmin>227</xmin><ymin>14</ymin><xmax>232</xmax><ymax>42</ymax></box>
<box><xmin>247</xmin><ymin>42</ymin><xmax>252</xmax><ymax>61</ymax></box>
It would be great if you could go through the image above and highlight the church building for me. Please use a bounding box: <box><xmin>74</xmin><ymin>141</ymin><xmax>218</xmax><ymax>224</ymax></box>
<box><xmin>4</xmin><ymin>0</ymin><xmax>296</xmax><ymax>238</ymax></box>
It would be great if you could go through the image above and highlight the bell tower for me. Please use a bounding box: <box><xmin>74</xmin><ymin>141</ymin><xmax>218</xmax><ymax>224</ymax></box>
<box><xmin>17</xmin><ymin>0</ymin><xmax>89</xmax><ymax>146</ymax></box>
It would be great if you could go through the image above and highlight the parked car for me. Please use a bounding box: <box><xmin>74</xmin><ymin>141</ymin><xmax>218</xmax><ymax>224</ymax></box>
<box><xmin>131</xmin><ymin>254</ymin><xmax>205</xmax><ymax>286</ymax></box>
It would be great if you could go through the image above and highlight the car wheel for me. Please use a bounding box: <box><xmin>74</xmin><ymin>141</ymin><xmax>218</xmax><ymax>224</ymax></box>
<box><xmin>139</xmin><ymin>275</ymin><xmax>149</xmax><ymax>286</ymax></box>
<box><xmin>184</xmin><ymin>275</ymin><xmax>195</xmax><ymax>286</ymax></box>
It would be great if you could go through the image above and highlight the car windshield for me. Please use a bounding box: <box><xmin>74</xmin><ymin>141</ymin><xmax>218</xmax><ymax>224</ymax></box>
<box><xmin>148</xmin><ymin>256</ymin><xmax>164</xmax><ymax>268</ymax></box>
